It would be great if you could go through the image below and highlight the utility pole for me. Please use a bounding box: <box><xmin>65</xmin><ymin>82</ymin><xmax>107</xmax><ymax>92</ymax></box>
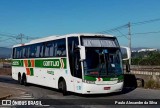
<box><xmin>128</xmin><ymin>22</ymin><xmax>131</xmax><ymax>65</ymax></box>
<box><xmin>17</xmin><ymin>33</ymin><xmax>24</xmax><ymax>44</ymax></box>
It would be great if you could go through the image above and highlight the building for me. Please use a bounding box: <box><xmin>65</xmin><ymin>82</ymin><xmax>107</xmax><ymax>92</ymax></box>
<box><xmin>138</xmin><ymin>48</ymin><xmax>157</xmax><ymax>53</ymax></box>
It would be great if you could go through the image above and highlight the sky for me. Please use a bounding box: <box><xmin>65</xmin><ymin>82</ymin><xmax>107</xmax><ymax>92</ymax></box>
<box><xmin>0</xmin><ymin>0</ymin><xmax>160</xmax><ymax>48</ymax></box>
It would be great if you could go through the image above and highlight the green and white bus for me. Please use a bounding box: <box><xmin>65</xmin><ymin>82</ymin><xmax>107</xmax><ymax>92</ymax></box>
<box><xmin>12</xmin><ymin>33</ymin><xmax>130</xmax><ymax>95</ymax></box>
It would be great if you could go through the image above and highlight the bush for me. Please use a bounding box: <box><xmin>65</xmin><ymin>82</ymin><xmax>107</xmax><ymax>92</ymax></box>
<box><xmin>145</xmin><ymin>79</ymin><xmax>160</xmax><ymax>89</ymax></box>
<box><xmin>131</xmin><ymin>51</ymin><xmax>160</xmax><ymax>66</ymax></box>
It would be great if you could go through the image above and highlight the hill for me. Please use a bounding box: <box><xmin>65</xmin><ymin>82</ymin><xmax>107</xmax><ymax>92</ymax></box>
<box><xmin>0</xmin><ymin>47</ymin><xmax>12</xmax><ymax>58</ymax></box>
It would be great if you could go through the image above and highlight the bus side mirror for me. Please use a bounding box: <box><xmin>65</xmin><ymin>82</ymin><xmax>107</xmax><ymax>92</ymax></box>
<box><xmin>78</xmin><ymin>45</ymin><xmax>86</xmax><ymax>61</ymax></box>
<box><xmin>121</xmin><ymin>46</ymin><xmax>131</xmax><ymax>73</ymax></box>
<box><xmin>120</xmin><ymin>46</ymin><xmax>131</xmax><ymax>61</ymax></box>
<box><xmin>126</xmin><ymin>63</ymin><xmax>130</xmax><ymax>73</ymax></box>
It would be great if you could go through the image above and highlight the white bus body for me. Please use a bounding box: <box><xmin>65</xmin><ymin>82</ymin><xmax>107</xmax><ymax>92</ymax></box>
<box><xmin>12</xmin><ymin>33</ymin><xmax>124</xmax><ymax>94</ymax></box>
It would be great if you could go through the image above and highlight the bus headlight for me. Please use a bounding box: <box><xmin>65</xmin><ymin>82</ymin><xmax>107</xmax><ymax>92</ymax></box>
<box><xmin>117</xmin><ymin>79</ymin><xmax>123</xmax><ymax>83</ymax></box>
<box><xmin>83</xmin><ymin>80</ymin><xmax>95</xmax><ymax>84</ymax></box>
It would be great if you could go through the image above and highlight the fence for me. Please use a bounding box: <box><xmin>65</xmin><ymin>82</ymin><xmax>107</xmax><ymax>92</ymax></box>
<box><xmin>128</xmin><ymin>65</ymin><xmax>160</xmax><ymax>76</ymax></box>
<box><xmin>0</xmin><ymin>63</ymin><xmax>11</xmax><ymax>68</ymax></box>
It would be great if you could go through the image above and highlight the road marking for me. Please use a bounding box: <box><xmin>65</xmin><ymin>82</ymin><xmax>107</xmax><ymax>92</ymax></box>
<box><xmin>13</xmin><ymin>93</ymin><xmax>34</xmax><ymax>99</ymax></box>
<box><xmin>0</xmin><ymin>85</ymin><xmax>27</xmax><ymax>91</ymax></box>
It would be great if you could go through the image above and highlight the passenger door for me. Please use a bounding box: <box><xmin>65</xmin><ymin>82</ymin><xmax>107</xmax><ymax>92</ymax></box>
<box><xmin>68</xmin><ymin>37</ymin><xmax>82</xmax><ymax>93</ymax></box>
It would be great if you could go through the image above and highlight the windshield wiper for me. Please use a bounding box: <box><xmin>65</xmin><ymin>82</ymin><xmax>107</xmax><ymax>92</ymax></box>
<box><xmin>99</xmin><ymin>62</ymin><xmax>108</xmax><ymax>77</ymax></box>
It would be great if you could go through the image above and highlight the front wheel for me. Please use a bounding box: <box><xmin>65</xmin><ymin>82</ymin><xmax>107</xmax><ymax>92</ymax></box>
<box><xmin>59</xmin><ymin>80</ymin><xmax>68</xmax><ymax>96</ymax></box>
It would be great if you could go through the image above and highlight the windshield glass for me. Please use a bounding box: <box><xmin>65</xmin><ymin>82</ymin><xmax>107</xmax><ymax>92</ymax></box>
<box><xmin>83</xmin><ymin>48</ymin><xmax>123</xmax><ymax>77</ymax></box>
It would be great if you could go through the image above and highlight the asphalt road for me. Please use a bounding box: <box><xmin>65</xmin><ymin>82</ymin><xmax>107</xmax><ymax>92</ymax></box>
<box><xmin>0</xmin><ymin>75</ymin><xmax>160</xmax><ymax>108</ymax></box>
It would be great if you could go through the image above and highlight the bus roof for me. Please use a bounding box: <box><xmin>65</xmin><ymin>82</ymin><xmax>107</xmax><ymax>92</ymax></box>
<box><xmin>13</xmin><ymin>33</ymin><xmax>115</xmax><ymax>47</ymax></box>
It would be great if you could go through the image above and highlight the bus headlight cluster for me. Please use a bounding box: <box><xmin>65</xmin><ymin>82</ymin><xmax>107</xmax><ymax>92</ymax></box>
<box><xmin>83</xmin><ymin>80</ymin><xmax>95</xmax><ymax>84</ymax></box>
<box><xmin>117</xmin><ymin>79</ymin><xmax>123</xmax><ymax>83</ymax></box>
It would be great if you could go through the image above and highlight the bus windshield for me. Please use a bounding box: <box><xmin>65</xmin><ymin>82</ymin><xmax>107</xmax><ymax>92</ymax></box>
<box><xmin>83</xmin><ymin>48</ymin><xmax>123</xmax><ymax>77</ymax></box>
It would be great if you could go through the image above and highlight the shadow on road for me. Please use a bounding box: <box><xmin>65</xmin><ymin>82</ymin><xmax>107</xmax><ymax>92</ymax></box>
<box><xmin>0</xmin><ymin>75</ymin><xmax>18</xmax><ymax>84</ymax></box>
<box><xmin>0</xmin><ymin>74</ymin><xmax>137</xmax><ymax>98</ymax></box>
<box><xmin>69</xmin><ymin>87</ymin><xmax>136</xmax><ymax>98</ymax></box>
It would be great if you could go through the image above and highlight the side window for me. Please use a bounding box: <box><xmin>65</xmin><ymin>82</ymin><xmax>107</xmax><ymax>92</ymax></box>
<box><xmin>55</xmin><ymin>39</ymin><xmax>66</xmax><ymax>57</ymax></box>
<box><xmin>12</xmin><ymin>48</ymin><xmax>16</xmax><ymax>59</ymax></box>
<box><xmin>14</xmin><ymin>46</ymin><xmax>28</xmax><ymax>59</ymax></box>
<box><xmin>35</xmin><ymin>43</ymin><xmax>44</xmax><ymax>58</ymax></box>
<box><xmin>29</xmin><ymin>45</ymin><xmax>36</xmax><ymax>58</ymax></box>
<box><xmin>16</xmin><ymin>47</ymin><xmax>22</xmax><ymax>59</ymax></box>
<box><xmin>22</xmin><ymin>46</ymin><xmax>28</xmax><ymax>58</ymax></box>
<box><xmin>44</xmin><ymin>41</ymin><xmax>54</xmax><ymax>57</ymax></box>
<box><xmin>54</xmin><ymin>42</ymin><xmax>57</xmax><ymax>56</ymax></box>
<box><xmin>27</xmin><ymin>46</ymin><xmax>30</xmax><ymax>58</ymax></box>
<box><xmin>40</xmin><ymin>43</ymin><xmax>44</xmax><ymax>57</ymax></box>
<box><xmin>35</xmin><ymin>44</ymin><xmax>40</xmax><ymax>57</ymax></box>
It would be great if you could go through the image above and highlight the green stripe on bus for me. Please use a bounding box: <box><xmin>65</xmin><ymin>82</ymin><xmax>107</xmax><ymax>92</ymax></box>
<box><xmin>84</xmin><ymin>75</ymin><xmax>124</xmax><ymax>81</ymax></box>
<box><xmin>12</xmin><ymin>58</ymin><xmax>67</xmax><ymax>69</ymax></box>
<box><xmin>102</xmin><ymin>77</ymin><xmax>111</xmax><ymax>81</ymax></box>
<box><xmin>102</xmin><ymin>75</ymin><xmax>124</xmax><ymax>81</ymax></box>
<box><xmin>12</xmin><ymin>60</ymin><xmax>23</xmax><ymax>67</ymax></box>
<box><xmin>84</xmin><ymin>76</ymin><xmax>96</xmax><ymax>81</ymax></box>
<box><xmin>28</xmin><ymin>60</ymin><xmax>31</xmax><ymax>67</ymax></box>
<box><xmin>30</xmin><ymin>68</ymin><xmax>34</xmax><ymax>76</ymax></box>
<box><xmin>102</xmin><ymin>77</ymin><xmax>121</xmax><ymax>81</ymax></box>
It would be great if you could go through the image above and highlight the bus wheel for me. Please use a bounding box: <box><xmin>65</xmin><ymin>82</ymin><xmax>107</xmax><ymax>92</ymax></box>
<box><xmin>59</xmin><ymin>80</ymin><xmax>67</xmax><ymax>96</ymax></box>
<box><xmin>23</xmin><ymin>75</ymin><xmax>27</xmax><ymax>86</ymax></box>
<box><xmin>18</xmin><ymin>73</ymin><xmax>23</xmax><ymax>85</ymax></box>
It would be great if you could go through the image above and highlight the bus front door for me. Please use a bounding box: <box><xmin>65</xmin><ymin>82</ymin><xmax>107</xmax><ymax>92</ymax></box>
<box><xmin>73</xmin><ymin>51</ymin><xmax>83</xmax><ymax>93</ymax></box>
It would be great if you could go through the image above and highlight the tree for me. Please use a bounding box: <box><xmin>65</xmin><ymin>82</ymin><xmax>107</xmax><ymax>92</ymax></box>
<box><xmin>131</xmin><ymin>51</ymin><xmax>160</xmax><ymax>66</ymax></box>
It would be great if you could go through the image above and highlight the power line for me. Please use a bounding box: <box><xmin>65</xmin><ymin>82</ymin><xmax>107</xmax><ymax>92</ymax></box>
<box><xmin>0</xmin><ymin>32</ymin><xmax>39</xmax><ymax>45</ymax></box>
<box><xmin>0</xmin><ymin>33</ymin><xmax>17</xmax><ymax>38</ymax></box>
<box><xmin>1</xmin><ymin>44</ymin><xmax>15</xmax><ymax>48</ymax></box>
<box><xmin>97</xmin><ymin>24</ymin><xmax>128</xmax><ymax>34</ymax></box>
<box><xmin>116</xmin><ymin>29</ymin><xmax>128</xmax><ymax>39</ymax></box>
<box><xmin>10</xmin><ymin>38</ymin><xmax>19</xmax><ymax>44</ymax></box>
<box><xmin>16</xmin><ymin>33</ymin><xmax>24</xmax><ymax>44</ymax></box>
<box><xmin>97</xmin><ymin>18</ymin><xmax>160</xmax><ymax>35</ymax></box>
<box><xmin>0</xmin><ymin>31</ymin><xmax>39</xmax><ymax>39</ymax></box>
<box><xmin>23</xmin><ymin>36</ymin><xmax>39</xmax><ymax>40</ymax></box>
<box><xmin>132</xmin><ymin>18</ymin><xmax>160</xmax><ymax>26</ymax></box>
<box><xmin>0</xmin><ymin>31</ymin><xmax>18</xmax><ymax>36</ymax></box>
<box><xmin>117</xmin><ymin>30</ymin><xmax>160</xmax><ymax>37</ymax></box>
<box><xmin>0</xmin><ymin>38</ymin><xmax>13</xmax><ymax>42</ymax></box>
<box><xmin>133</xmin><ymin>31</ymin><xmax>160</xmax><ymax>35</ymax></box>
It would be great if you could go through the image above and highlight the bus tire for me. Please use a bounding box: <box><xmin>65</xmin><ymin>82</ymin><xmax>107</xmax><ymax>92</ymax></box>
<box><xmin>23</xmin><ymin>74</ymin><xmax>27</xmax><ymax>86</ymax></box>
<box><xmin>18</xmin><ymin>73</ymin><xmax>23</xmax><ymax>85</ymax></box>
<box><xmin>59</xmin><ymin>80</ymin><xmax>67</xmax><ymax>96</ymax></box>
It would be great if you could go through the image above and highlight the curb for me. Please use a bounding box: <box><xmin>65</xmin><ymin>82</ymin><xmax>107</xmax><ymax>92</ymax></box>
<box><xmin>0</xmin><ymin>94</ymin><xmax>12</xmax><ymax>100</ymax></box>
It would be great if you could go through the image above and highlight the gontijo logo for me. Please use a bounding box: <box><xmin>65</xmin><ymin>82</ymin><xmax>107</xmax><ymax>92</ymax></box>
<box><xmin>42</xmin><ymin>59</ymin><xmax>65</xmax><ymax>69</ymax></box>
<box><xmin>43</xmin><ymin>61</ymin><xmax>60</xmax><ymax>67</ymax></box>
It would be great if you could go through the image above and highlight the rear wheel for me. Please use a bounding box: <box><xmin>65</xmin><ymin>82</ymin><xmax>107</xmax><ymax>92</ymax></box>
<box><xmin>18</xmin><ymin>73</ymin><xmax>23</xmax><ymax>85</ymax></box>
<box><xmin>23</xmin><ymin>75</ymin><xmax>27</xmax><ymax>86</ymax></box>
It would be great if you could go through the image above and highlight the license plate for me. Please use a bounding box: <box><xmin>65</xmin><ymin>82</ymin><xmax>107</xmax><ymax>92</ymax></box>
<box><xmin>104</xmin><ymin>87</ymin><xmax>111</xmax><ymax>90</ymax></box>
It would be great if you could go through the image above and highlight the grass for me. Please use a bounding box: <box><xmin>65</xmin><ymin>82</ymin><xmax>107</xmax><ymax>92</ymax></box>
<box><xmin>144</xmin><ymin>79</ymin><xmax>160</xmax><ymax>89</ymax></box>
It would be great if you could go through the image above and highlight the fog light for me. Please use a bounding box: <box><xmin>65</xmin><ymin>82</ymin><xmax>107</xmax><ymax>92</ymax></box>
<box><xmin>117</xmin><ymin>79</ymin><xmax>123</xmax><ymax>83</ymax></box>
